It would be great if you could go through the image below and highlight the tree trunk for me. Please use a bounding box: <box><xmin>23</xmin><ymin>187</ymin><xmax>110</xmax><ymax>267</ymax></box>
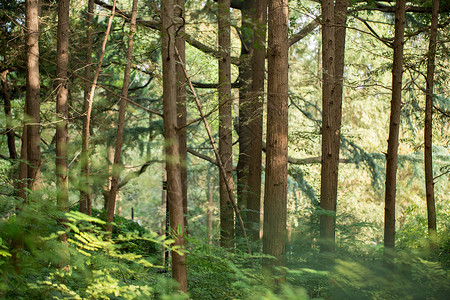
<box><xmin>162</xmin><ymin>0</ymin><xmax>188</xmax><ymax>292</ymax></box>
<box><xmin>319</xmin><ymin>0</ymin><xmax>349</xmax><ymax>253</ymax></box>
<box><xmin>425</xmin><ymin>0</ymin><xmax>439</xmax><ymax>246</ymax></box>
<box><xmin>247</xmin><ymin>0</ymin><xmax>267</xmax><ymax>242</ymax></box>
<box><xmin>25</xmin><ymin>0</ymin><xmax>41</xmax><ymax>191</ymax></box>
<box><xmin>1</xmin><ymin>71</ymin><xmax>18</xmax><ymax>160</ymax></box>
<box><xmin>107</xmin><ymin>0</ymin><xmax>138</xmax><ymax>234</ymax></box>
<box><xmin>236</xmin><ymin>0</ymin><xmax>253</xmax><ymax>234</ymax></box>
<box><xmin>56</xmin><ymin>0</ymin><xmax>70</xmax><ymax>211</ymax></box>
<box><xmin>263</xmin><ymin>0</ymin><xmax>289</xmax><ymax>262</ymax></box>
<box><xmin>175</xmin><ymin>0</ymin><xmax>188</xmax><ymax>232</ymax></box>
<box><xmin>384</xmin><ymin>0</ymin><xmax>406</xmax><ymax>252</ymax></box>
<box><xmin>218</xmin><ymin>0</ymin><xmax>234</xmax><ymax>248</ymax></box>
<box><xmin>80</xmin><ymin>0</ymin><xmax>94</xmax><ymax>215</ymax></box>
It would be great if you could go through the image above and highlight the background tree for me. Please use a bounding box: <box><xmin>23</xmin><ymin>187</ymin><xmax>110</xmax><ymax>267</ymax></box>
<box><xmin>218</xmin><ymin>0</ymin><xmax>234</xmax><ymax>248</ymax></box>
<box><xmin>79</xmin><ymin>0</ymin><xmax>95</xmax><ymax>215</ymax></box>
<box><xmin>24</xmin><ymin>0</ymin><xmax>41</xmax><ymax>191</ymax></box>
<box><xmin>384</xmin><ymin>0</ymin><xmax>406</xmax><ymax>252</ymax></box>
<box><xmin>107</xmin><ymin>0</ymin><xmax>138</xmax><ymax>233</ymax></box>
<box><xmin>56</xmin><ymin>0</ymin><xmax>70</xmax><ymax>211</ymax></box>
<box><xmin>424</xmin><ymin>0</ymin><xmax>439</xmax><ymax>246</ymax></box>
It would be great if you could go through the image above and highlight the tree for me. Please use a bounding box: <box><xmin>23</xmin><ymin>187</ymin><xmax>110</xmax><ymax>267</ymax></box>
<box><xmin>247</xmin><ymin>0</ymin><xmax>267</xmax><ymax>242</ymax></box>
<box><xmin>218</xmin><ymin>0</ymin><xmax>234</xmax><ymax>248</ymax></box>
<box><xmin>424</xmin><ymin>0</ymin><xmax>439</xmax><ymax>246</ymax></box>
<box><xmin>56</xmin><ymin>0</ymin><xmax>70</xmax><ymax>211</ymax></box>
<box><xmin>107</xmin><ymin>0</ymin><xmax>138</xmax><ymax>234</ymax></box>
<box><xmin>319</xmin><ymin>0</ymin><xmax>349</xmax><ymax>253</ymax></box>
<box><xmin>162</xmin><ymin>0</ymin><xmax>188</xmax><ymax>292</ymax></box>
<box><xmin>24</xmin><ymin>0</ymin><xmax>41</xmax><ymax>191</ymax></box>
<box><xmin>384</xmin><ymin>0</ymin><xmax>406</xmax><ymax>252</ymax></box>
<box><xmin>1</xmin><ymin>70</ymin><xmax>17</xmax><ymax>160</ymax></box>
<box><xmin>263</xmin><ymin>0</ymin><xmax>289</xmax><ymax>262</ymax></box>
<box><xmin>175</xmin><ymin>0</ymin><xmax>188</xmax><ymax>231</ymax></box>
<box><xmin>79</xmin><ymin>0</ymin><xmax>94</xmax><ymax>215</ymax></box>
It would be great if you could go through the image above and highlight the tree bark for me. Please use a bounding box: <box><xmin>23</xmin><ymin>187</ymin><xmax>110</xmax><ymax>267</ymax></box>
<box><xmin>56</xmin><ymin>0</ymin><xmax>70</xmax><ymax>211</ymax></box>
<box><xmin>107</xmin><ymin>0</ymin><xmax>138</xmax><ymax>234</ymax></box>
<box><xmin>236</xmin><ymin>0</ymin><xmax>253</xmax><ymax>235</ymax></box>
<box><xmin>384</xmin><ymin>0</ymin><xmax>406</xmax><ymax>252</ymax></box>
<box><xmin>319</xmin><ymin>0</ymin><xmax>349</xmax><ymax>253</ymax></box>
<box><xmin>218</xmin><ymin>0</ymin><xmax>234</xmax><ymax>248</ymax></box>
<box><xmin>175</xmin><ymin>0</ymin><xmax>188</xmax><ymax>232</ymax></box>
<box><xmin>424</xmin><ymin>0</ymin><xmax>439</xmax><ymax>246</ymax></box>
<box><xmin>25</xmin><ymin>0</ymin><xmax>41</xmax><ymax>191</ymax></box>
<box><xmin>263</xmin><ymin>0</ymin><xmax>289</xmax><ymax>262</ymax></box>
<box><xmin>1</xmin><ymin>71</ymin><xmax>17</xmax><ymax>160</ymax></box>
<box><xmin>162</xmin><ymin>0</ymin><xmax>188</xmax><ymax>292</ymax></box>
<box><xmin>247</xmin><ymin>0</ymin><xmax>267</xmax><ymax>242</ymax></box>
<box><xmin>80</xmin><ymin>0</ymin><xmax>94</xmax><ymax>215</ymax></box>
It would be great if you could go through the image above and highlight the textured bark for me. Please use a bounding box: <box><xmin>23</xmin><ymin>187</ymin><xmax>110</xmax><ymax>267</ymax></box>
<box><xmin>107</xmin><ymin>0</ymin><xmax>138</xmax><ymax>234</ymax></box>
<box><xmin>175</xmin><ymin>0</ymin><xmax>188</xmax><ymax>231</ymax></box>
<box><xmin>384</xmin><ymin>0</ymin><xmax>406</xmax><ymax>252</ymax></box>
<box><xmin>80</xmin><ymin>0</ymin><xmax>94</xmax><ymax>215</ymax></box>
<box><xmin>236</xmin><ymin>0</ymin><xmax>253</xmax><ymax>233</ymax></box>
<box><xmin>25</xmin><ymin>0</ymin><xmax>41</xmax><ymax>191</ymax></box>
<box><xmin>424</xmin><ymin>0</ymin><xmax>439</xmax><ymax>245</ymax></box>
<box><xmin>56</xmin><ymin>0</ymin><xmax>70</xmax><ymax>211</ymax></box>
<box><xmin>319</xmin><ymin>0</ymin><xmax>349</xmax><ymax>253</ymax></box>
<box><xmin>1</xmin><ymin>71</ymin><xmax>17</xmax><ymax>160</ymax></box>
<box><xmin>247</xmin><ymin>0</ymin><xmax>267</xmax><ymax>242</ymax></box>
<box><xmin>162</xmin><ymin>0</ymin><xmax>188</xmax><ymax>292</ymax></box>
<box><xmin>218</xmin><ymin>0</ymin><xmax>234</xmax><ymax>248</ymax></box>
<box><xmin>263</xmin><ymin>0</ymin><xmax>289</xmax><ymax>262</ymax></box>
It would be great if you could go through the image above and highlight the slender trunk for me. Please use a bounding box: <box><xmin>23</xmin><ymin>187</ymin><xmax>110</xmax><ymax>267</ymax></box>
<box><xmin>247</xmin><ymin>0</ymin><xmax>267</xmax><ymax>242</ymax></box>
<box><xmin>218</xmin><ymin>0</ymin><xmax>234</xmax><ymax>248</ymax></box>
<box><xmin>175</xmin><ymin>0</ymin><xmax>188</xmax><ymax>232</ymax></box>
<box><xmin>25</xmin><ymin>0</ymin><xmax>41</xmax><ymax>191</ymax></box>
<box><xmin>1</xmin><ymin>71</ymin><xmax>18</xmax><ymax>160</ymax></box>
<box><xmin>384</xmin><ymin>0</ymin><xmax>406</xmax><ymax>252</ymax></box>
<box><xmin>107</xmin><ymin>0</ymin><xmax>138</xmax><ymax>234</ymax></box>
<box><xmin>81</xmin><ymin>0</ymin><xmax>116</xmax><ymax>215</ymax></box>
<box><xmin>236</xmin><ymin>1</ymin><xmax>253</xmax><ymax>233</ymax></box>
<box><xmin>319</xmin><ymin>0</ymin><xmax>349</xmax><ymax>253</ymax></box>
<box><xmin>425</xmin><ymin>0</ymin><xmax>439</xmax><ymax>246</ymax></box>
<box><xmin>18</xmin><ymin>127</ymin><xmax>28</xmax><ymax>201</ymax></box>
<box><xmin>162</xmin><ymin>0</ymin><xmax>188</xmax><ymax>292</ymax></box>
<box><xmin>263</xmin><ymin>0</ymin><xmax>289</xmax><ymax>262</ymax></box>
<box><xmin>56</xmin><ymin>0</ymin><xmax>70</xmax><ymax>211</ymax></box>
<box><xmin>176</xmin><ymin>48</ymin><xmax>251</xmax><ymax>254</ymax></box>
<box><xmin>80</xmin><ymin>0</ymin><xmax>94</xmax><ymax>215</ymax></box>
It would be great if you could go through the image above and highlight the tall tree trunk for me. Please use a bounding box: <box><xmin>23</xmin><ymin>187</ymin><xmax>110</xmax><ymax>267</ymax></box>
<box><xmin>1</xmin><ymin>71</ymin><xmax>18</xmax><ymax>160</ymax></box>
<box><xmin>162</xmin><ymin>0</ymin><xmax>188</xmax><ymax>292</ymax></box>
<box><xmin>263</xmin><ymin>0</ymin><xmax>289</xmax><ymax>262</ymax></box>
<box><xmin>384</xmin><ymin>0</ymin><xmax>406</xmax><ymax>252</ymax></box>
<box><xmin>425</xmin><ymin>0</ymin><xmax>439</xmax><ymax>246</ymax></box>
<box><xmin>218</xmin><ymin>0</ymin><xmax>234</xmax><ymax>248</ymax></box>
<box><xmin>175</xmin><ymin>0</ymin><xmax>188</xmax><ymax>232</ymax></box>
<box><xmin>25</xmin><ymin>0</ymin><xmax>41</xmax><ymax>191</ymax></box>
<box><xmin>319</xmin><ymin>0</ymin><xmax>349</xmax><ymax>253</ymax></box>
<box><xmin>80</xmin><ymin>0</ymin><xmax>116</xmax><ymax>215</ymax></box>
<box><xmin>236</xmin><ymin>0</ymin><xmax>253</xmax><ymax>234</ymax></box>
<box><xmin>80</xmin><ymin>0</ymin><xmax>94</xmax><ymax>215</ymax></box>
<box><xmin>107</xmin><ymin>0</ymin><xmax>138</xmax><ymax>234</ymax></box>
<box><xmin>247</xmin><ymin>0</ymin><xmax>267</xmax><ymax>242</ymax></box>
<box><xmin>56</xmin><ymin>0</ymin><xmax>70</xmax><ymax>211</ymax></box>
